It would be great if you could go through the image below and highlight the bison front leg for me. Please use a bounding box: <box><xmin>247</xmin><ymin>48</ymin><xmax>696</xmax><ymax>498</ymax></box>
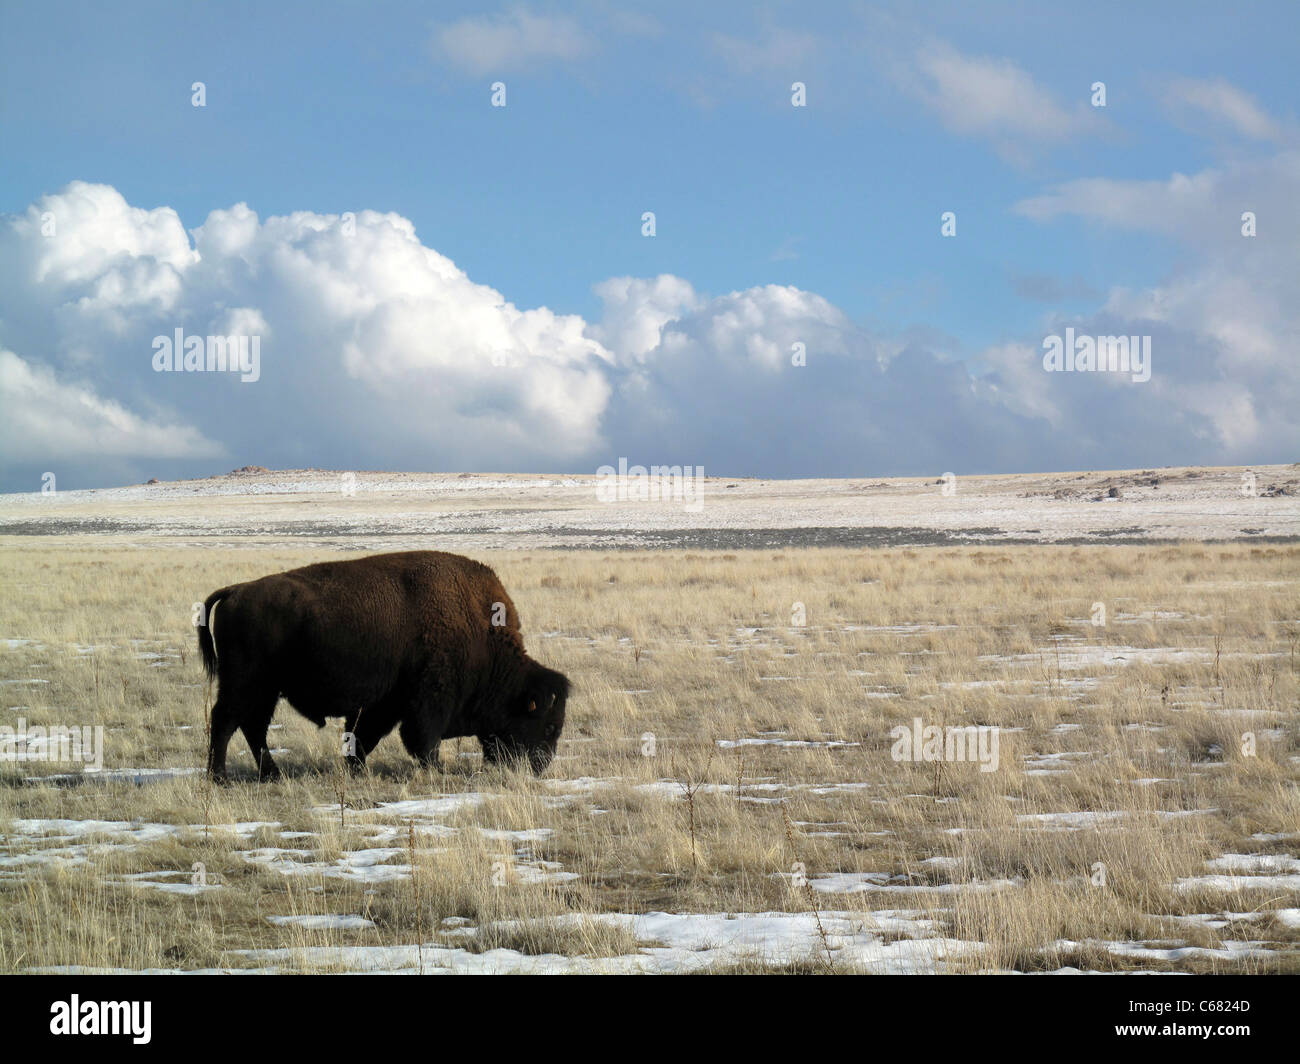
<box><xmin>399</xmin><ymin>715</ymin><xmax>443</xmax><ymax>771</ymax></box>
<box><xmin>343</xmin><ymin>705</ymin><xmax>398</xmax><ymax>775</ymax></box>
<box><xmin>400</xmin><ymin>675</ymin><xmax>456</xmax><ymax>771</ymax></box>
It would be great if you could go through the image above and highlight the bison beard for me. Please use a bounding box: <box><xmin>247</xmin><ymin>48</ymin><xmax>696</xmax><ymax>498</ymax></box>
<box><xmin>197</xmin><ymin>551</ymin><xmax>570</xmax><ymax>781</ymax></box>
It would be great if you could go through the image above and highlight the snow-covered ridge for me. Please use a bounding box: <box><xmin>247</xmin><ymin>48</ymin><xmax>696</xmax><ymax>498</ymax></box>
<box><xmin>1</xmin><ymin>464</ymin><xmax>1296</xmax><ymax>548</ymax></box>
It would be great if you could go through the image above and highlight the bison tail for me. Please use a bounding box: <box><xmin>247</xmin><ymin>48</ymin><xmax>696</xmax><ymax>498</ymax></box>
<box><xmin>198</xmin><ymin>587</ymin><xmax>234</xmax><ymax>679</ymax></box>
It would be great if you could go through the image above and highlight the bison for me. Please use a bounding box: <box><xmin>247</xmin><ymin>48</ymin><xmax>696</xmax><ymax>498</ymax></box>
<box><xmin>197</xmin><ymin>550</ymin><xmax>570</xmax><ymax>781</ymax></box>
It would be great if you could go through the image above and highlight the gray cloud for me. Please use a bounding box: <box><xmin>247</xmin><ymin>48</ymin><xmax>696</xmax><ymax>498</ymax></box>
<box><xmin>432</xmin><ymin>6</ymin><xmax>596</xmax><ymax>74</ymax></box>
<box><xmin>1164</xmin><ymin>77</ymin><xmax>1288</xmax><ymax>143</ymax></box>
<box><xmin>899</xmin><ymin>40</ymin><xmax>1108</xmax><ymax>161</ymax></box>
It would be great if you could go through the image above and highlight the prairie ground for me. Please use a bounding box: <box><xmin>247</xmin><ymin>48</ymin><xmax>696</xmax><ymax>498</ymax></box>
<box><xmin>1</xmin><ymin>538</ymin><xmax>1298</xmax><ymax>973</ymax></box>
<box><xmin>2</xmin><ymin>464</ymin><xmax>1297</xmax><ymax>548</ymax></box>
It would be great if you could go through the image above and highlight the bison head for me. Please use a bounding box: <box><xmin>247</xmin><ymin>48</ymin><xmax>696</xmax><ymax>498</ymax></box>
<box><xmin>479</xmin><ymin>662</ymin><xmax>570</xmax><ymax>775</ymax></box>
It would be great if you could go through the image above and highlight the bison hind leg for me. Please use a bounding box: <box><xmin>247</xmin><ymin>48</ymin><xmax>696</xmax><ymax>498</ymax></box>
<box><xmin>207</xmin><ymin>697</ymin><xmax>242</xmax><ymax>784</ymax></box>
<box><xmin>207</xmin><ymin>684</ymin><xmax>279</xmax><ymax>783</ymax></box>
<box><xmin>238</xmin><ymin>690</ymin><xmax>282</xmax><ymax>782</ymax></box>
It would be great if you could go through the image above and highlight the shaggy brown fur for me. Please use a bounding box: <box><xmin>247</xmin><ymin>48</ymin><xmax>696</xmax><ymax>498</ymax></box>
<box><xmin>198</xmin><ymin>551</ymin><xmax>570</xmax><ymax>781</ymax></box>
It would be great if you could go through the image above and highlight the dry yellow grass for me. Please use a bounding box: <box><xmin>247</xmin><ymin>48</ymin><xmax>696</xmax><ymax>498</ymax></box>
<box><xmin>0</xmin><ymin>540</ymin><xmax>1297</xmax><ymax>973</ymax></box>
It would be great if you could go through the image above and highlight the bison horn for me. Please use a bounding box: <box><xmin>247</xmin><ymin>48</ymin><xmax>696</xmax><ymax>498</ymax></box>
<box><xmin>547</xmin><ymin>693</ymin><xmax>556</xmax><ymax>709</ymax></box>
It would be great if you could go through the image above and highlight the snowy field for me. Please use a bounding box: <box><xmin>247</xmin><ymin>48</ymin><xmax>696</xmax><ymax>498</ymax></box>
<box><xmin>1</xmin><ymin>463</ymin><xmax>1297</xmax><ymax>549</ymax></box>
<box><xmin>0</xmin><ymin>465</ymin><xmax>1297</xmax><ymax>973</ymax></box>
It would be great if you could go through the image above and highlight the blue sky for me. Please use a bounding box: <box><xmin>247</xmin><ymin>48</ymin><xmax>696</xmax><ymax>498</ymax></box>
<box><xmin>1</xmin><ymin>2</ymin><xmax>1297</xmax><ymax>489</ymax></box>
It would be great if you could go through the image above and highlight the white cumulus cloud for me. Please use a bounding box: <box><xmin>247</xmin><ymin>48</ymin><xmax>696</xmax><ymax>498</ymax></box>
<box><xmin>0</xmin><ymin>349</ymin><xmax>222</xmax><ymax>465</ymax></box>
<box><xmin>0</xmin><ymin>177</ymin><xmax>1294</xmax><ymax>490</ymax></box>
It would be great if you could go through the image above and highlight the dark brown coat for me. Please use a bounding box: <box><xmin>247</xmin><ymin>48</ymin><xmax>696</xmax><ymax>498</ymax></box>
<box><xmin>198</xmin><ymin>551</ymin><xmax>569</xmax><ymax>780</ymax></box>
